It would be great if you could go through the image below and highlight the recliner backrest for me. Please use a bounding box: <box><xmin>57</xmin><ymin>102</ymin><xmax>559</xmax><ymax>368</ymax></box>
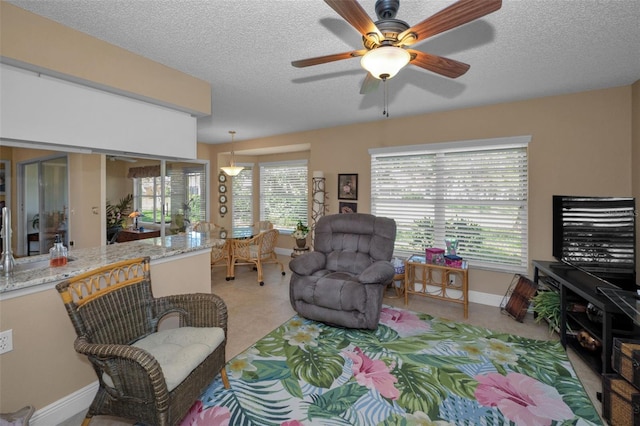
<box><xmin>314</xmin><ymin>214</ymin><xmax>396</xmax><ymax>275</ymax></box>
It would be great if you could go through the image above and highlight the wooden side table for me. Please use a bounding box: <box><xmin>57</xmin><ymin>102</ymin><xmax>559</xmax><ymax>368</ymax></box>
<box><xmin>385</xmin><ymin>273</ymin><xmax>405</xmax><ymax>298</ymax></box>
<box><xmin>404</xmin><ymin>254</ymin><xmax>469</xmax><ymax>318</ymax></box>
<box><xmin>291</xmin><ymin>246</ymin><xmax>309</xmax><ymax>258</ymax></box>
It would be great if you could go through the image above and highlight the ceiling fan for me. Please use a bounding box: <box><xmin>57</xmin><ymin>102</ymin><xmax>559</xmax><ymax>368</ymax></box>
<box><xmin>292</xmin><ymin>0</ymin><xmax>502</xmax><ymax>94</ymax></box>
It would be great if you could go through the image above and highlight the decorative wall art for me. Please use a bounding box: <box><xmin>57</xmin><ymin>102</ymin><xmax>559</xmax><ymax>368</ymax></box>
<box><xmin>338</xmin><ymin>174</ymin><xmax>357</xmax><ymax>200</ymax></box>
<box><xmin>339</xmin><ymin>202</ymin><xmax>357</xmax><ymax>214</ymax></box>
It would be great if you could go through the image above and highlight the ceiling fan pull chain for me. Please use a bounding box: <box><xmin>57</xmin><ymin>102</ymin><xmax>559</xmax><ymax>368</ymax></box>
<box><xmin>383</xmin><ymin>77</ymin><xmax>389</xmax><ymax>118</ymax></box>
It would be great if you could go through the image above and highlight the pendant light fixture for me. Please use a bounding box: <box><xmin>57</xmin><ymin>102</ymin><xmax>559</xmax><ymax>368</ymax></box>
<box><xmin>221</xmin><ymin>130</ymin><xmax>244</xmax><ymax>176</ymax></box>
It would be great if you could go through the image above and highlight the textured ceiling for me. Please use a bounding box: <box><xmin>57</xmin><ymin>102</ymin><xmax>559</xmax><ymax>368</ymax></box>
<box><xmin>7</xmin><ymin>0</ymin><xmax>640</xmax><ymax>145</ymax></box>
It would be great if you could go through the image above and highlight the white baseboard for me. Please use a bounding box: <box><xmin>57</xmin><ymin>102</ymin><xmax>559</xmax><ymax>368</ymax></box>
<box><xmin>31</xmin><ymin>381</ymin><xmax>97</xmax><ymax>426</ymax></box>
<box><xmin>469</xmin><ymin>289</ymin><xmax>504</xmax><ymax>307</ymax></box>
<box><xmin>275</xmin><ymin>247</ymin><xmax>294</xmax><ymax>257</ymax></box>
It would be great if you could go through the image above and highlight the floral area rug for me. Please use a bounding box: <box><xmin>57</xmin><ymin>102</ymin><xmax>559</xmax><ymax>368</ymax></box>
<box><xmin>181</xmin><ymin>306</ymin><xmax>602</xmax><ymax>426</ymax></box>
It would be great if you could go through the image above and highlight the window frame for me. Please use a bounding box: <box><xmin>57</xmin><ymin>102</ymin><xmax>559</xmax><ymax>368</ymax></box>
<box><xmin>231</xmin><ymin>164</ymin><xmax>253</xmax><ymax>228</ymax></box>
<box><xmin>259</xmin><ymin>160</ymin><xmax>308</xmax><ymax>234</ymax></box>
<box><xmin>132</xmin><ymin>160</ymin><xmax>209</xmax><ymax>229</ymax></box>
<box><xmin>370</xmin><ymin>136</ymin><xmax>530</xmax><ymax>273</ymax></box>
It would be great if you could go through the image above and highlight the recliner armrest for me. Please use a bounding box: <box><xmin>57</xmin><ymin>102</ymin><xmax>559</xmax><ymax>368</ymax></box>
<box><xmin>358</xmin><ymin>260</ymin><xmax>395</xmax><ymax>284</ymax></box>
<box><xmin>289</xmin><ymin>251</ymin><xmax>326</xmax><ymax>275</ymax></box>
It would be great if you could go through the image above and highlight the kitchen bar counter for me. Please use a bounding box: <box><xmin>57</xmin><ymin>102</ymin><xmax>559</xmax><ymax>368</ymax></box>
<box><xmin>0</xmin><ymin>231</ymin><xmax>224</xmax><ymax>299</ymax></box>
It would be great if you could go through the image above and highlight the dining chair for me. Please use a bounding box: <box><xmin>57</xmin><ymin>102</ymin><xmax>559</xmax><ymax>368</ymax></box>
<box><xmin>253</xmin><ymin>220</ymin><xmax>274</xmax><ymax>233</ymax></box>
<box><xmin>230</xmin><ymin>228</ymin><xmax>285</xmax><ymax>286</ymax></box>
<box><xmin>193</xmin><ymin>221</ymin><xmax>230</xmax><ymax>271</ymax></box>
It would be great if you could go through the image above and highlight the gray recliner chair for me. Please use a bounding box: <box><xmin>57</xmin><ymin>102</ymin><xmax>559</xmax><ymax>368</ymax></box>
<box><xmin>289</xmin><ymin>213</ymin><xmax>397</xmax><ymax>330</ymax></box>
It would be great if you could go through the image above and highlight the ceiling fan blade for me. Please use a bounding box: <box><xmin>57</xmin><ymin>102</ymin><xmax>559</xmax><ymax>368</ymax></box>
<box><xmin>359</xmin><ymin>73</ymin><xmax>380</xmax><ymax>94</ymax></box>
<box><xmin>324</xmin><ymin>0</ymin><xmax>383</xmax><ymax>43</ymax></box>
<box><xmin>408</xmin><ymin>50</ymin><xmax>470</xmax><ymax>78</ymax></box>
<box><xmin>398</xmin><ymin>0</ymin><xmax>502</xmax><ymax>46</ymax></box>
<box><xmin>292</xmin><ymin>50</ymin><xmax>367</xmax><ymax>68</ymax></box>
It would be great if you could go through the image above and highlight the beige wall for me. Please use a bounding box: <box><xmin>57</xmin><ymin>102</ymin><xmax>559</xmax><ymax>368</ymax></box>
<box><xmin>68</xmin><ymin>154</ymin><xmax>103</xmax><ymax>249</ymax></box>
<box><xmin>208</xmin><ymin>85</ymin><xmax>635</xmax><ymax>297</ymax></box>
<box><xmin>106</xmin><ymin>160</ymin><xmax>132</xmax><ymax>205</ymax></box>
<box><xmin>0</xmin><ymin>2</ymin><xmax>211</xmax><ymax>116</ymax></box>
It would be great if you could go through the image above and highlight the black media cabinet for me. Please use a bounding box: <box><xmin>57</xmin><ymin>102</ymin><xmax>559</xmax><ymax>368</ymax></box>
<box><xmin>532</xmin><ymin>260</ymin><xmax>635</xmax><ymax>374</ymax></box>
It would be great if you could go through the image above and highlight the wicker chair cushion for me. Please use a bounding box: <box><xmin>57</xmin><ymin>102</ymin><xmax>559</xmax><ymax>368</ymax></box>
<box><xmin>103</xmin><ymin>327</ymin><xmax>225</xmax><ymax>392</ymax></box>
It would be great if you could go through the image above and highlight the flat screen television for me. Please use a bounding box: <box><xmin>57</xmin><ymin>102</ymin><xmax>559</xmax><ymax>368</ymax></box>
<box><xmin>553</xmin><ymin>195</ymin><xmax>637</xmax><ymax>291</ymax></box>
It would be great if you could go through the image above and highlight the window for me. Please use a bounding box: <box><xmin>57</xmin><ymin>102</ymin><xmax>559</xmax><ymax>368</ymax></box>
<box><xmin>133</xmin><ymin>161</ymin><xmax>207</xmax><ymax>230</ymax></box>
<box><xmin>260</xmin><ymin>161</ymin><xmax>308</xmax><ymax>231</ymax></box>
<box><xmin>135</xmin><ymin>176</ymin><xmax>164</xmax><ymax>223</ymax></box>
<box><xmin>232</xmin><ymin>165</ymin><xmax>253</xmax><ymax>228</ymax></box>
<box><xmin>173</xmin><ymin>164</ymin><xmax>207</xmax><ymax>226</ymax></box>
<box><xmin>370</xmin><ymin>136</ymin><xmax>530</xmax><ymax>273</ymax></box>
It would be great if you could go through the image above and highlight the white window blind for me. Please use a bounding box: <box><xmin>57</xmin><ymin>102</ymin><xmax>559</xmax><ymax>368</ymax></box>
<box><xmin>180</xmin><ymin>165</ymin><xmax>207</xmax><ymax>225</ymax></box>
<box><xmin>260</xmin><ymin>161</ymin><xmax>308</xmax><ymax>231</ymax></box>
<box><xmin>371</xmin><ymin>137</ymin><xmax>529</xmax><ymax>273</ymax></box>
<box><xmin>232</xmin><ymin>166</ymin><xmax>253</xmax><ymax>228</ymax></box>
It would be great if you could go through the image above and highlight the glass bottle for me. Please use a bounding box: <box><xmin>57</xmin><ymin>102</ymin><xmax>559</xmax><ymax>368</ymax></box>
<box><xmin>49</xmin><ymin>234</ymin><xmax>68</xmax><ymax>267</ymax></box>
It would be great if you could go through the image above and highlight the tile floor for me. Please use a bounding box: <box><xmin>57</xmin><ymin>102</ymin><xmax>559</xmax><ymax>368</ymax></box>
<box><xmin>60</xmin><ymin>255</ymin><xmax>603</xmax><ymax>425</ymax></box>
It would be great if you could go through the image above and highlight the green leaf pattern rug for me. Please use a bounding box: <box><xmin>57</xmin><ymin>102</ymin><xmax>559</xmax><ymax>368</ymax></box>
<box><xmin>180</xmin><ymin>306</ymin><xmax>602</xmax><ymax>426</ymax></box>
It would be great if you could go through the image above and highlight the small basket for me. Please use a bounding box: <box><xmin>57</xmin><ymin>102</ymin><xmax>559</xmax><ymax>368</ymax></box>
<box><xmin>445</xmin><ymin>255</ymin><xmax>463</xmax><ymax>268</ymax></box>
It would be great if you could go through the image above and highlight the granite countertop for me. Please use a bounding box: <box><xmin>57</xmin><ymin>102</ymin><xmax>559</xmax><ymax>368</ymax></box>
<box><xmin>0</xmin><ymin>232</ymin><xmax>224</xmax><ymax>295</ymax></box>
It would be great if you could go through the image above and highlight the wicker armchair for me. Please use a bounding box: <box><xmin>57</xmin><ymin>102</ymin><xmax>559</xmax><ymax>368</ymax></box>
<box><xmin>230</xmin><ymin>228</ymin><xmax>285</xmax><ymax>286</ymax></box>
<box><xmin>55</xmin><ymin>257</ymin><xmax>229</xmax><ymax>426</ymax></box>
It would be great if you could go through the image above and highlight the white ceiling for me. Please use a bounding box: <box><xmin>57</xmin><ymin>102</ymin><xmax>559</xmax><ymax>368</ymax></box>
<box><xmin>7</xmin><ymin>0</ymin><xmax>640</xmax><ymax>145</ymax></box>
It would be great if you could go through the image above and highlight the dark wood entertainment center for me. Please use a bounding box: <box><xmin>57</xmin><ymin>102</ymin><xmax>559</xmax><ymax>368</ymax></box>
<box><xmin>532</xmin><ymin>260</ymin><xmax>637</xmax><ymax>375</ymax></box>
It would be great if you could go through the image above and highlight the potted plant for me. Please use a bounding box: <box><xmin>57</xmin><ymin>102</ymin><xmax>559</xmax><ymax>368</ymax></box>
<box><xmin>531</xmin><ymin>290</ymin><xmax>574</xmax><ymax>335</ymax></box>
<box><xmin>106</xmin><ymin>194</ymin><xmax>133</xmax><ymax>239</ymax></box>
<box><xmin>292</xmin><ymin>221</ymin><xmax>309</xmax><ymax>248</ymax></box>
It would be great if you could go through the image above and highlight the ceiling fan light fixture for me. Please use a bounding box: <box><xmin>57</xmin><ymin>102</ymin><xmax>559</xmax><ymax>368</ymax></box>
<box><xmin>361</xmin><ymin>46</ymin><xmax>410</xmax><ymax>80</ymax></box>
<box><xmin>221</xmin><ymin>130</ymin><xmax>244</xmax><ymax>177</ymax></box>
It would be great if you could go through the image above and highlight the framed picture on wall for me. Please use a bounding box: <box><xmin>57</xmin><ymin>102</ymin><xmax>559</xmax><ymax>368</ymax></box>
<box><xmin>338</xmin><ymin>174</ymin><xmax>358</xmax><ymax>200</ymax></box>
<box><xmin>339</xmin><ymin>202</ymin><xmax>357</xmax><ymax>214</ymax></box>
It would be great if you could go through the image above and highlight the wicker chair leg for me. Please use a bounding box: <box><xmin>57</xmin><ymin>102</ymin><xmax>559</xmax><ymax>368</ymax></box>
<box><xmin>81</xmin><ymin>416</ymin><xmax>92</xmax><ymax>426</ymax></box>
<box><xmin>221</xmin><ymin>367</ymin><xmax>230</xmax><ymax>389</ymax></box>
<box><xmin>257</xmin><ymin>262</ymin><xmax>264</xmax><ymax>285</ymax></box>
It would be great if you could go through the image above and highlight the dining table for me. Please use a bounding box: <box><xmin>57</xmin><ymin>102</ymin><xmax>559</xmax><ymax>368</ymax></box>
<box><xmin>223</xmin><ymin>226</ymin><xmax>258</xmax><ymax>280</ymax></box>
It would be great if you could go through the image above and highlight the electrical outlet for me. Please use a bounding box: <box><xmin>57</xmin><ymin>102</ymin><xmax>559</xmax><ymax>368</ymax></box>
<box><xmin>0</xmin><ymin>329</ymin><xmax>13</xmax><ymax>354</ymax></box>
